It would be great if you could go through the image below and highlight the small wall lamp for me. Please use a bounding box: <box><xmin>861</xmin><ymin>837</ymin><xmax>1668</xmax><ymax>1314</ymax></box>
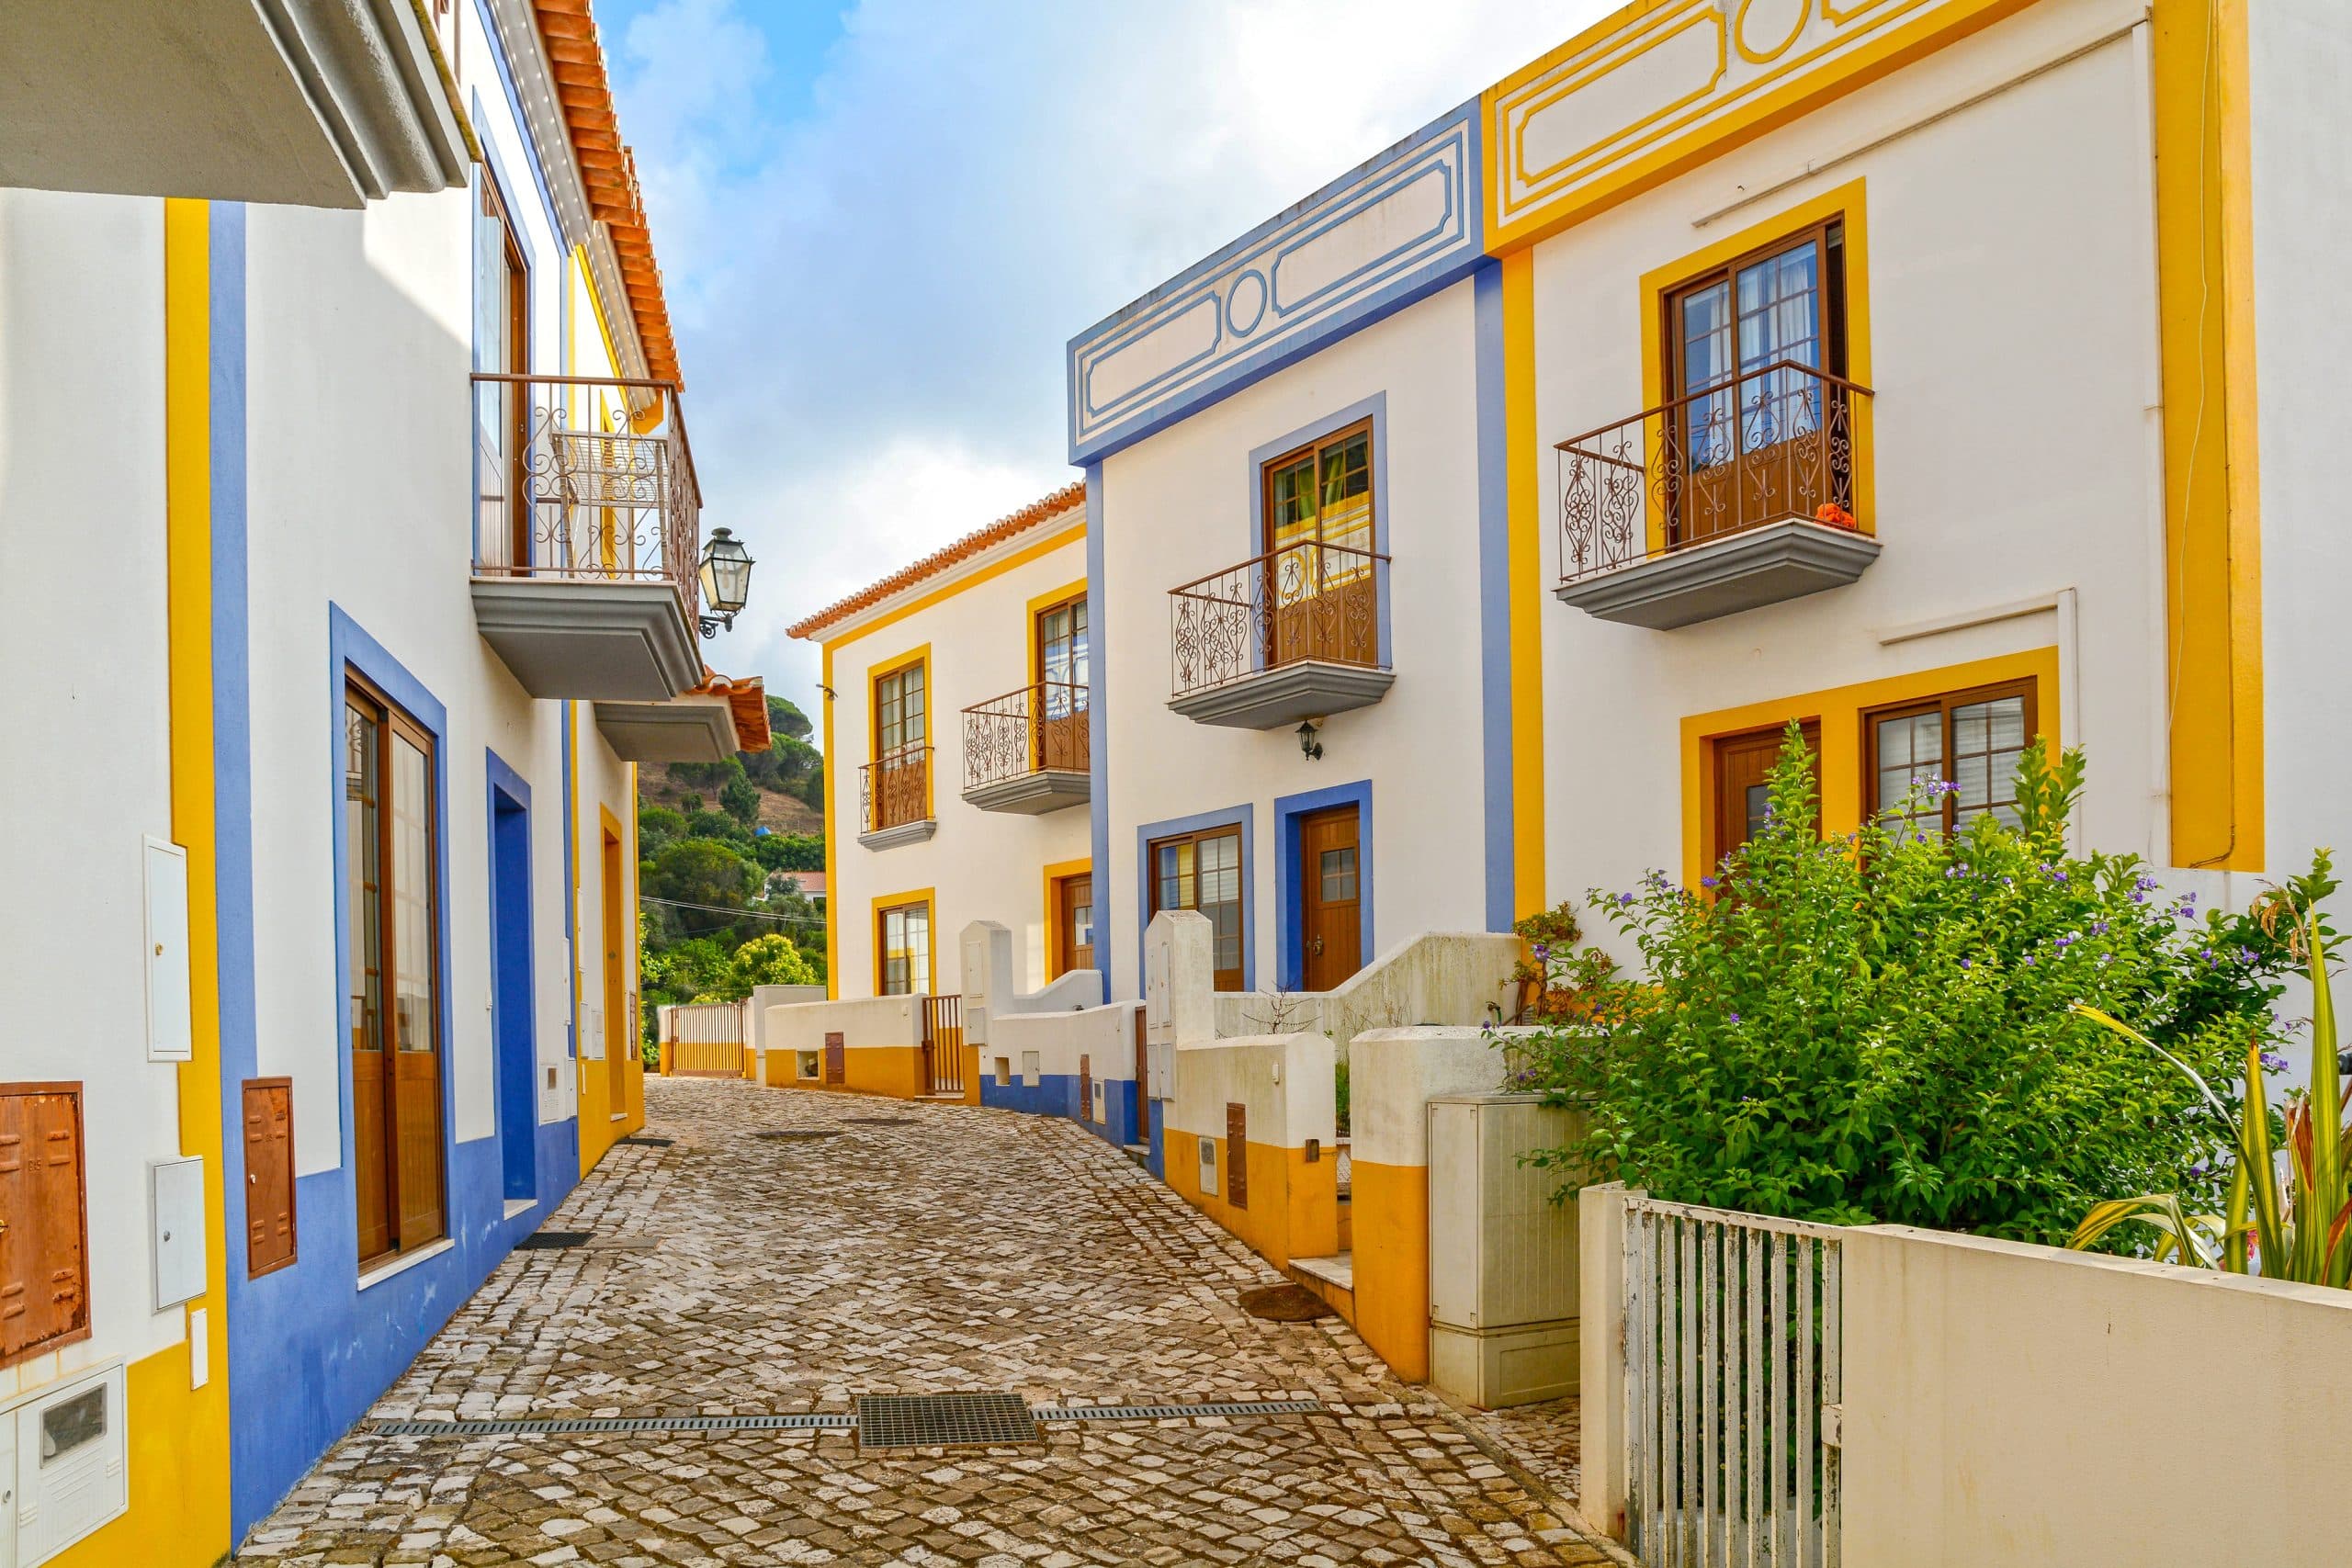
<box><xmin>696</xmin><ymin>527</ymin><xmax>754</xmax><ymax>637</ymax></box>
<box><xmin>1296</xmin><ymin>719</ymin><xmax>1323</xmax><ymax>761</ymax></box>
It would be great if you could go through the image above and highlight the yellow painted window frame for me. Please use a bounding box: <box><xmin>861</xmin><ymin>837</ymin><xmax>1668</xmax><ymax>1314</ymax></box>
<box><xmin>1636</xmin><ymin>177</ymin><xmax>1873</xmax><ymax>558</ymax></box>
<box><xmin>867</xmin><ymin>644</ymin><xmax>932</xmax><ymax>761</ymax></box>
<box><xmin>1041</xmin><ymin>857</ymin><xmax>1093</xmax><ymax>982</ymax></box>
<box><xmin>1025</xmin><ymin>579</ymin><xmax>1090</xmax><ymax>692</ymax></box>
<box><xmin>871</xmin><ymin>886</ymin><xmax>936</xmax><ymax>998</ymax></box>
<box><xmin>1679</xmin><ymin>646</ymin><xmax>2058</xmax><ymax>890</ymax></box>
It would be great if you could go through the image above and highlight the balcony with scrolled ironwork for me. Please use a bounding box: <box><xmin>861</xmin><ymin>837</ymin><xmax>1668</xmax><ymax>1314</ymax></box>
<box><xmin>960</xmin><ymin>682</ymin><xmax>1091</xmax><ymax>814</ymax></box>
<box><xmin>1555</xmin><ymin>360</ymin><xmax>1878</xmax><ymax>629</ymax></box>
<box><xmin>469</xmin><ymin>373</ymin><xmax>706</xmax><ymax>701</ymax></box>
<box><xmin>858</xmin><ymin>744</ymin><xmax>936</xmax><ymax>851</ymax></box>
<box><xmin>1167</xmin><ymin>540</ymin><xmax>1393</xmax><ymax>728</ymax></box>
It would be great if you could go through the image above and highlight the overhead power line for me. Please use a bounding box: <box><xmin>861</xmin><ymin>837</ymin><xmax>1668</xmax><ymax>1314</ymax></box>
<box><xmin>642</xmin><ymin>895</ymin><xmax>824</xmax><ymax>928</ymax></box>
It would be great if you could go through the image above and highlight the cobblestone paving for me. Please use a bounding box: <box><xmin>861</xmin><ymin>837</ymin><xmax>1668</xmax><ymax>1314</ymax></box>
<box><xmin>237</xmin><ymin>1077</ymin><xmax>1615</xmax><ymax>1567</ymax></box>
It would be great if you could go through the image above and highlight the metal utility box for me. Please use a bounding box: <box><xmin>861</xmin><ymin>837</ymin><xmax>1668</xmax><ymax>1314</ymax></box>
<box><xmin>1426</xmin><ymin>1092</ymin><xmax>1580</xmax><ymax>1409</ymax></box>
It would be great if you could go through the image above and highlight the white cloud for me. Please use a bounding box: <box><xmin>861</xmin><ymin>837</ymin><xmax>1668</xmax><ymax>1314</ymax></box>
<box><xmin>607</xmin><ymin>0</ymin><xmax>1610</xmax><ymax>715</ymax></box>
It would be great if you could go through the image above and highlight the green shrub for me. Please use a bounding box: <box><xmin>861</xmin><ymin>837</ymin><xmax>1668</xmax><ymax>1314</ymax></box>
<box><xmin>1521</xmin><ymin>728</ymin><xmax>2320</xmax><ymax>1245</ymax></box>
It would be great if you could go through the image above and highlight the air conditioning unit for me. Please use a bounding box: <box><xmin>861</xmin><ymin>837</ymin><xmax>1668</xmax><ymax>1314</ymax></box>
<box><xmin>7</xmin><ymin>1363</ymin><xmax>128</xmax><ymax>1565</ymax></box>
<box><xmin>1426</xmin><ymin>1093</ymin><xmax>1580</xmax><ymax>1409</ymax></box>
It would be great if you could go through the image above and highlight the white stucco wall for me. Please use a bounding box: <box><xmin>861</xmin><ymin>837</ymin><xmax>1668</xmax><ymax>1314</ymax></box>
<box><xmin>0</xmin><ymin>187</ymin><xmax>190</xmax><ymax>1388</ymax></box>
<box><xmin>1098</xmin><ymin>277</ymin><xmax>1491</xmax><ymax>1002</ymax></box>
<box><xmin>1532</xmin><ymin>3</ymin><xmax>2170</xmax><ymax>955</ymax></box>
<box><xmin>822</xmin><ymin>525</ymin><xmax>1091</xmax><ymax>1000</ymax></box>
<box><xmin>2247</xmin><ymin>0</ymin><xmax>2352</xmax><ymax>887</ymax></box>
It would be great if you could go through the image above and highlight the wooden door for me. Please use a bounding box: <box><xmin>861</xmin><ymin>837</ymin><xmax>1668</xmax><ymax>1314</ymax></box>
<box><xmin>243</xmin><ymin>1078</ymin><xmax>297</xmax><ymax>1277</ymax></box>
<box><xmin>345</xmin><ymin>694</ymin><xmax>393</xmax><ymax>1265</ymax></box>
<box><xmin>1299</xmin><ymin>806</ymin><xmax>1363</xmax><ymax>991</ymax></box>
<box><xmin>1262</xmin><ymin>424</ymin><xmax>1377</xmax><ymax>670</ymax></box>
<box><xmin>603</xmin><ymin>826</ymin><xmax>628</xmax><ymax>1112</ymax></box>
<box><xmin>1034</xmin><ymin>598</ymin><xmax>1088</xmax><ymax>772</ymax></box>
<box><xmin>1225</xmin><ymin>1103</ymin><xmax>1249</xmax><ymax>1211</ymax></box>
<box><xmin>823</xmin><ymin>1032</ymin><xmax>846</xmax><ymax>1087</ymax></box>
<box><xmin>1710</xmin><ymin>720</ymin><xmax>1822</xmax><ymax>871</ymax></box>
<box><xmin>1132</xmin><ymin>1006</ymin><xmax>1150</xmax><ymax>1144</ymax></box>
<box><xmin>387</xmin><ymin>721</ymin><xmax>445</xmax><ymax>1254</ymax></box>
<box><xmin>0</xmin><ymin>1086</ymin><xmax>89</xmax><ymax>1365</ymax></box>
<box><xmin>1056</xmin><ymin>874</ymin><xmax>1094</xmax><ymax>979</ymax></box>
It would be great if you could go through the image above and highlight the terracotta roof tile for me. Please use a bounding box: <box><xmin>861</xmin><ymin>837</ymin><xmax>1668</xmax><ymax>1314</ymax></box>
<box><xmin>530</xmin><ymin>0</ymin><xmax>684</xmax><ymax>386</ymax></box>
<box><xmin>786</xmin><ymin>483</ymin><xmax>1086</xmax><ymax>640</ymax></box>
<box><xmin>694</xmin><ymin>670</ymin><xmax>773</xmax><ymax>753</ymax></box>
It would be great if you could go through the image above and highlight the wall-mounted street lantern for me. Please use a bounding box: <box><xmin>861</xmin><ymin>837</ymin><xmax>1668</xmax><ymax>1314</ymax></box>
<box><xmin>1296</xmin><ymin>718</ymin><xmax>1323</xmax><ymax>761</ymax></box>
<box><xmin>697</xmin><ymin>526</ymin><xmax>753</xmax><ymax>637</ymax></box>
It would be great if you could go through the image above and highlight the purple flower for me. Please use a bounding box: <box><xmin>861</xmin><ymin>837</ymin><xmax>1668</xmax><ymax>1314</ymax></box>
<box><xmin>1618</xmin><ymin>892</ymin><xmax>1635</xmax><ymax>908</ymax></box>
<box><xmin>1532</xmin><ymin>942</ymin><xmax>1553</xmax><ymax>962</ymax></box>
<box><xmin>2022</xmin><ymin>953</ymin><xmax>2036</xmax><ymax>966</ymax></box>
<box><xmin>1960</xmin><ymin>958</ymin><xmax>1973</xmax><ymax>971</ymax></box>
<box><xmin>2091</xmin><ymin>921</ymin><xmax>2109</xmax><ymax>936</ymax></box>
<box><xmin>1701</xmin><ymin>875</ymin><xmax>1718</xmax><ymax>889</ymax></box>
<box><xmin>1727</xmin><ymin>1012</ymin><xmax>1741</xmax><ymax>1026</ymax></box>
<box><xmin>2055</xmin><ymin>934</ymin><xmax>2074</xmax><ymax>948</ymax></box>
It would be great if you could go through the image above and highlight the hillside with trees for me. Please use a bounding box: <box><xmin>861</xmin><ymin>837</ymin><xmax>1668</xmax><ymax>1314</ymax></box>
<box><xmin>636</xmin><ymin>691</ymin><xmax>828</xmax><ymax>1056</ymax></box>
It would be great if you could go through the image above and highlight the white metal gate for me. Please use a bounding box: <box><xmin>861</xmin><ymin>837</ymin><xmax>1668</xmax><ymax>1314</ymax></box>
<box><xmin>1623</xmin><ymin>1195</ymin><xmax>1842</xmax><ymax>1567</ymax></box>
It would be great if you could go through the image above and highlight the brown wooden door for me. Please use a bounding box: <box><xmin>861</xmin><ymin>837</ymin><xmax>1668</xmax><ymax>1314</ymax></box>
<box><xmin>1710</xmin><ymin>720</ymin><xmax>1822</xmax><ymax>872</ymax></box>
<box><xmin>345</xmin><ymin>693</ymin><xmax>393</xmax><ymax>1264</ymax></box>
<box><xmin>387</xmin><ymin>722</ymin><xmax>445</xmax><ymax>1253</ymax></box>
<box><xmin>603</xmin><ymin>826</ymin><xmax>628</xmax><ymax>1111</ymax></box>
<box><xmin>1056</xmin><ymin>874</ymin><xmax>1094</xmax><ymax>978</ymax></box>
<box><xmin>1132</xmin><ymin>1006</ymin><xmax>1150</xmax><ymax>1144</ymax></box>
<box><xmin>1034</xmin><ymin>598</ymin><xmax>1088</xmax><ymax>772</ymax></box>
<box><xmin>823</xmin><ymin>1032</ymin><xmax>846</xmax><ymax>1087</ymax></box>
<box><xmin>1299</xmin><ymin>806</ymin><xmax>1363</xmax><ymax>991</ymax></box>
<box><xmin>243</xmin><ymin>1078</ymin><xmax>297</xmax><ymax>1277</ymax></box>
<box><xmin>0</xmin><ymin>1086</ymin><xmax>89</xmax><ymax>1365</ymax></box>
<box><xmin>1225</xmin><ymin>1103</ymin><xmax>1249</xmax><ymax>1211</ymax></box>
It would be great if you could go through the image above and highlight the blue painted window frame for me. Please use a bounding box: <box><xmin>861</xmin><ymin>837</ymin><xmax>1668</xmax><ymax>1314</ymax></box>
<box><xmin>1135</xmin><ymin>804</ymin><xmax>1255</xmax><ymax>993</ymax></box>
<box><xmin>1245</xmin><ymin>391</ymin><xmax>1392</xmax><ymax>669</ymax></box>
<box><xmin>327</xmin><ymin>605</ymin><xmax>463</xmax><ymax>1248</ymax></box>
<box><xmin>1273</xmin><ymin>781</ymin><xmax>1374</xmax><ymax>991</ymax></box>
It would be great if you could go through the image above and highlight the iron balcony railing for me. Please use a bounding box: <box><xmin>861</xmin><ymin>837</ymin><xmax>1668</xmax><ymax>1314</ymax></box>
<box><xmin>1556</xmin><ymin>359</ymin><xmax>1871</xmax><ymax>584</ymax></box>
<box><xmin>962</xmin><ymin>682</ymin><xmax>1090</xmax><ymax>792</ymax></box>
<box><xmin>1168</xmin><ymin>538</ymin><xmax>1388</xmax><ymax>702</ymax></box>
<box><xmin>470</xmin><ymin>372</ymin><xmax>703</xmax><ymax>622</ymax></box>
<box><xmin>859</xmin><ymin>743</ymin><xmax>933</xmax><ymax>833</ymax></box>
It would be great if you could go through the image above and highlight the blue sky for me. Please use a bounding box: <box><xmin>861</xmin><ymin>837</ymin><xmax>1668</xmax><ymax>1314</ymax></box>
<box><xmin>595</xmin><ymin>0</ymin><xmax>1609</xmax><ymax>719</ymax></box>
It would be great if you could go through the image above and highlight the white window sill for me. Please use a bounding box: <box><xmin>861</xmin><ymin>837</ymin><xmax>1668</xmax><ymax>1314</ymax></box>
<box><xmin>609</xmin><ymin>1111</ymin><xmax>628</xmax><ymax>1122</ymax></box>
<box><xmin>503</xmin><ymin>1198</ymin><xmax>536</xmax><ymax>1221</ymax></box>
<box><xmin>356</xmin><ymin>1237</ymin><xmax>455</xmax><ymax>1292</ymax></box>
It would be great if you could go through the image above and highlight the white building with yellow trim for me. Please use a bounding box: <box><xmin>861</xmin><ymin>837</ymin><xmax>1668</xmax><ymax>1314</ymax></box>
<box><xmin>787</xmin><ymin>489</ymin><xmax>1097</xmax><ymax>1097</ymax></box>
<box><xmin>0</xmin><ymin>0</ymin><xmax>763</xmax><ymax>1556</ymax></box>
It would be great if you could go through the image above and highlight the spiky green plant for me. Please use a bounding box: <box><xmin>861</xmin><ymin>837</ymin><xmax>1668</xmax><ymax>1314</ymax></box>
<box><xmin>2070</xmin><ymin>911</ymin><xmax>2349</xmax><ymax>1287</ymax></box>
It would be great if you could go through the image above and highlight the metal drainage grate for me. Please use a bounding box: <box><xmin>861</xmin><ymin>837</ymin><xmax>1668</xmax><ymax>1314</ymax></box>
<box><xmin>755</xmin><ymin>1130</ymin><xmax>842</xmax><ymax>1142</ymax></box>
<box><xmin>1035</xmin><ymin>1400</ymin><xmax>1326</xmax><ymax>1423</ymax></box>
<box><xmin>616</xmin><ymin>1135</ymin><xmax>673</xmax><ymax>1147</ymax></box>
<box><xmin>842</xmin><ymin>1116</ymin><xmax>919</xmax><ymax>1127</ymax></box>
<box><xmin>372</xmin><ymin>1414</ymin><xmax>851</xmax><ymax>1438</ymax></box>
<box><xmin>515</xmin><ymin>1231</ymin><xmax>594</xmax><ymax>1250</ymax></box>
<box><xmin>856</xmin><ymin>1393</ymin><xmax>1040</xmax><ymax>1450</ymax></box>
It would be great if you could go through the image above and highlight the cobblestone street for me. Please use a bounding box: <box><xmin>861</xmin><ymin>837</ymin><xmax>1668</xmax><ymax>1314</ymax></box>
<box><xmin>237</xmin><ymin>1077</ymin><xmax>1611</xmax><ymax>1567</ymax></box>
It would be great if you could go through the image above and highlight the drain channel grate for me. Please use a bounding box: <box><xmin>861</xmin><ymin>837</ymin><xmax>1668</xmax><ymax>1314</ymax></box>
<box><xmin>857</xmin><ymin>1393</ymin><xmax>1039</xmax><ymax>1450</ymax></box>
<box><xmin>755</xmin><ymin>1130</ymin><xmax>842</xmax><ymax>1142</ymax></box>
<box><xmin>616</xmin><ymin>1136</ymin><xmax>673</xmax><ymax>1147</ymax></box>
<box><xmin>842</xmin><ymin>1116</ymin><xmax>919</xmax><ymax>1127</ymax></box>
<box><xmin>514</xmin><ymin>1231</ymin><xmax>594</xmax><ymax>1250</ymax></box>
<box><xmin>372</xmin><ymin>1414</ymin><xmax>851</xmax><ymax>1438</ymax></box>
<box><xmin>1035</xmin><ymin>1400</ymin><xmax>1326</xmax><ymax>1422</ymax></box>
<box><xmin>368</xmin><ymin>1398</ymin><xmax>1329</xmax><ymax>1443</ymax></box>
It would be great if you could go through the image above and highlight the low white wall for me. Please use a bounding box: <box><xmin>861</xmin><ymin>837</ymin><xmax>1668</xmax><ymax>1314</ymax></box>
<box><xmin>988</xmin><ymin>1001</ymin><xmax>1139</xmax><ymax>1083</ymax></box>
<box><xmin>764</xmin><ymin>995</ymin><xmax>919</xmax><ymax>1052</ymax></box>
<box><xmin>1211</xmin><ymin>932</ymin><xmax>1521</xmax><ymax>1055</ymax></box>
<box><xmin>660</xmin><ymin>1002</ymin><xmax>746</xmax><ymax>1044</ymax></box>
<box><xmin>1348</xmin><ymin>1027</ymin><xmax>1514</xmax><ymax>1168</ymax></box>
<box><xmin>1021</xmin><ymin>969</ymin><xmax>1103</xmax><ymax>1013</ymax></box>
<box><xmin>1840</xmin><ymin>1225</ymin><xmax>2352</xmax><ymax>1566</ymax></box>
<box><xmin>1577</xmin><ymin>1185</ymin><xmax>2352</xmax><ymax>1562</ymax></box>
<box><xmin>1169</xmin><ymin>1032</ymin><xmax>1335</xmax><ymax>1150</ymax></box>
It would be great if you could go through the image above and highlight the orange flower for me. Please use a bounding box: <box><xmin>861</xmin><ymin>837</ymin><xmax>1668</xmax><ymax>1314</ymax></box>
<box><xmin>1815</xmin><ymin>502</ymin><xmax>1858</xmax><ymax>530</ymax></box>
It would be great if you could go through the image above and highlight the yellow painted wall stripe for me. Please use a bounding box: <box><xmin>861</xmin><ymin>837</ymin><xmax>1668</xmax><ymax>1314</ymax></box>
<box><xmin>821</xmin><ymin>643</ymin><xmax>839</xmax><ymax>999</ymax></box>
<box><xmin>1501</xmin><ymin>250</ymin><xmax>1546</xmax><ymax>920</ymax></box>
<box><xmin>2152</xmin><ymin>0</ymin><xmax>2263</xmax><ymax>871</ymax></box>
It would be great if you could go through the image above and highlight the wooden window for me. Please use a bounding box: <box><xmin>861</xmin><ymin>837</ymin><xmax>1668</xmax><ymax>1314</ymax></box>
<box><xmin>870</xmin><ymin>660</ymin><xmax>930</xmax><ymax>829</ymax></box>
<box><xmin>1261</xmin><ymin>421</ymin><xmax>1377</xmax><ymax>668</ymax></box>
<box><xmin>1663</xmin><ymin>219</ymin><xmax>1851</xmax><ymax>545</ymax></box>
<box><xmin>1863</xmin><ymin>681</ymin><xmax>2037</xmax><ymax>838</ymax></box>
<box><xmin>1708</xmin><ymin>721</ymin><xmax>1823</xmax><ymax>870</ymax></box>
<box><xmin>473</xmin><ymin>169</ymin><xmax>529</xmax><ymax>570</ymax></box>
<box><xmin>876</xmin><ymin>899</ymin><xmax>932</xmax><ymax>997</ymax></box>
<box><xmin>0</xmin><ymin>1085</ymin><xmax>89</xmax><ymax>1367</ymax></box>
<box><xmin>1149</xmin><ymin>828</ymin><xmax>1244</xmax><ymax>991</ymax></box>
<box><xmin>345</xmin><ymin>679</ymin><xmax>446</xmax><ymax>1271</ymax></box>
<box><xmin>243</xmin><ymin>1078</ymin><xmax>297</xmax><ymax>1278</ymax></box>
<box><xmin>1034</xmin><ymin>597</ymin><xmax>1089</xmax><ymax>771</ymax></box>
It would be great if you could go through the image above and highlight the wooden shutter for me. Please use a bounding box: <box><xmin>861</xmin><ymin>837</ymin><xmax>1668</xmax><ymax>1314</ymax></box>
<box><xmin>1079</xmin><ymin>1055</ymin><xmax>1091</xmax><ymax>1123</ymax></box>
<box><xmin>823</xmin><ymin>1032</ymin><xmax>846</xmax><ymax>1087</ymax></box>
<box><xmin>243</xmin><ymin>1078</ymin><xmax>298</xmax><ymax>1277</ymax></box>
<box><xmin>1226</xmin><ymin>1102</ymin><xmax>1249</xmax><ymax>1211</ymax></box>
<box><xmin>0</xmin><ymin>1085</ymin><xmax>90</xmax><ymax>1366</ymax></box>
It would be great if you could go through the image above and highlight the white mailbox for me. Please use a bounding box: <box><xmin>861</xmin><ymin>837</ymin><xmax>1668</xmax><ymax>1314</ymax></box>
<box><xmin>150</xmin><ymin>1156</ymin><xmax>207</xmax><ymax>1311</ymax></box>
